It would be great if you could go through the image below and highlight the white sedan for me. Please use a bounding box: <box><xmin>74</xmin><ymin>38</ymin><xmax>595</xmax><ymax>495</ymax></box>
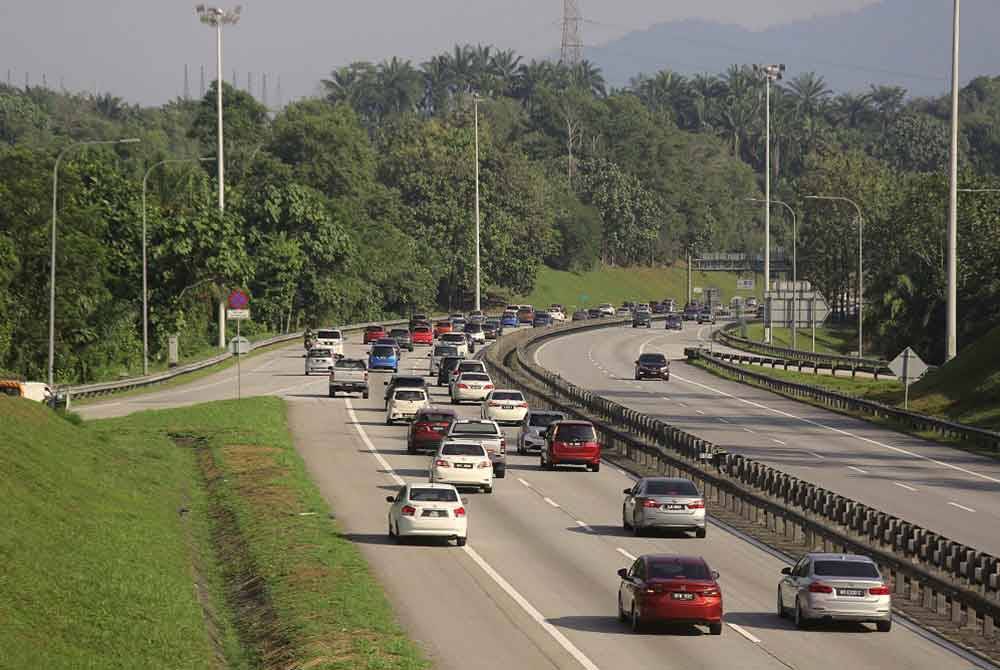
<box><xmin>451</xmin><ymin>372</ymin><xmax>494</xmax><ymax>404</ymax></box>
<box><xmin>387</xmin><ymin>483</ymin><xmax>468</xmax><ymax>545</ymax></box>
<box><xmin>481</xmin><ymin>389</ymin><xmax>529</xmax><ymax>425</ymax></box>
<box><xmin>430</xmin><ymin>441</ymin><xmax>494</xmax><ymax>493</ymax></box>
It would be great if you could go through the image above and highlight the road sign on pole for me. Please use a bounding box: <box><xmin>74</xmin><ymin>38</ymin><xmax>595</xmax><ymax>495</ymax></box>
<box><xmin>889</xmin><ymin>346</ymin><xmax>929</xmax><ymax>409</ymax></box>
<box><xmin>228</xmin><ymin>289</ymin><xmax>249</xmax><ymax>310</ymax></box>
<box><xmin>227</xmin><ymin>308</ymin><xmax>250</xmax><ymax>320</ymax></box>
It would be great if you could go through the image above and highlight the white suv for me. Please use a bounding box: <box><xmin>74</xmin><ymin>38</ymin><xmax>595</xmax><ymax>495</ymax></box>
<box><xmin>386</xmin><ymin>388</ymin><xmax>429</xmax><ymax>424</ymax></box>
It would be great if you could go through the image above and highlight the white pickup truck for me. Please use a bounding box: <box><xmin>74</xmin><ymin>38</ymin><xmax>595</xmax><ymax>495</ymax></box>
<box><xmin>329</xmin><ymin>358</ymin><xmax>369</xmax><ymax>398</ymax></box>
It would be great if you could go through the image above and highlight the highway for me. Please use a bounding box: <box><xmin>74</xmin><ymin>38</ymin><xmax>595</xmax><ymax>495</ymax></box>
<box><xmin>78</xmin><ymin>331</ymin><xmax>991</xmax><ymax>670</ymax></box>
<box><xmin>534</xmin><ymin>322</ymin><xmax>1000</xmax><ymax>556</ymax></box>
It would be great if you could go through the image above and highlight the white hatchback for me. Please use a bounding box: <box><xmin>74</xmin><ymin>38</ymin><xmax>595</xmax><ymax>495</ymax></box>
<box><xmin>481</xmin><ymin>389</ymin><xmax>529</xmax><ymax>425</ymax></box>
<box><xmin>305</xmin><ymin>347</ymin><xmax>336</xmax><ymax>375</ymax></box>
<box><xmin>440</xmin><ymin>332</ymin><xmax>470</xmax><ymax>357</ymax></box>
<box><xmin>387</xmin><ymin>483</ymin><xmax>468</xmax><ymax>545</ymax></box>
<box><xmin>386</xmin><ymin>388</ymin><xmax>429</xmax><ymax>424</ymax></box>
<box><xmin>451</xmin><ymin>372</ymin><xmax>494</xmax><ymax>404</ymax></box>
<box><xmin>430</xmin><ymin>441</ymin><xmax>494</xmax><ymax>493</ymax></box>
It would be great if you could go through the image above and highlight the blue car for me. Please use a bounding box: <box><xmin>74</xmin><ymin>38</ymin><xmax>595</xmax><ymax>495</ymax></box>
<box><xmin>368</xmin><ymin>344</ymin><xmax>398</xmax><ymax>372</ymax></box>
<box><xmin>532</xmin><ymin>312</ymin><xmax>553</xmax><ymax>327</ymax></box>
<box><xmin>501</xmin><ymin>311</ymin><xmax>519</xmax><ymax>328</ymax></box>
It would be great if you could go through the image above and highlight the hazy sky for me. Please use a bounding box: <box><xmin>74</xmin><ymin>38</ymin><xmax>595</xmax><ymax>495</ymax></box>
<box><xmin>1</xmin><ymin>1</ymin><xmax>878</xmax><ymax>106</ymax></box>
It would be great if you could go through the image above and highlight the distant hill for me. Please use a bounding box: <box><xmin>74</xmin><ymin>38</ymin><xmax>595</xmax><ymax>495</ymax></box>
<box><xmin>587</xmin><ymin>0</ymin><xmax>1000</xmax><ymax>98</ymax></box>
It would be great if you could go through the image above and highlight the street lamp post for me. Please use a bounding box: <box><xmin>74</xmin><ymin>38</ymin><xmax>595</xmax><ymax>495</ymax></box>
<box><xmin>473</xmin><ymin>95</ymin><xmax>482</xmax><ymax>313</ymax></box>
<box><xmin>197</xmin><ymin>4</ymin><xmax>241</xmax><ymax>348</ymax></box>
<box><xmin>141</xmin><ymin>156</ymin><xmax>214</xmax><ymax>376</ymax></box>
<box><xmin>946</xmin><ymin>0</ymin><xmax>961</xmax><ymax>361</ymax></box>
<box><xmin>747</xmin><ymin>198</ymin><xmax>797</xmax><ymax>348</ymax></box>
<box><xmin>752</xmin><ymin>63</ymin><xmax>785</xmax><ymax>344</ymax></box>
<box><xmin>805</xmin><ymin>195</ymin><xmax>864</xmax><ymax>358</ymax></box>
<box><xmin>49</xmin><ymin>138</ymin><xmax>140</xmax><ymax>390</ymax></box>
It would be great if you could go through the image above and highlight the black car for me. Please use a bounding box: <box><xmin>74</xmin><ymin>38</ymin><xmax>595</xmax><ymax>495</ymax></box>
<box><xmin>383</xmin><ymin>375</ymin><xmax>426</xmax><ymax>407</ymax></box>
<box><xmin>483</xmin><ymin>319</ymin><xmax>503</xmax><ymax>339</ymax></box>
<box><xmin>634</xmin><ymin>353</ymin><xmax>670</xmax><ymax>381</ymax></box>
<box><xmin>572</xmin><ymin>310</ymin><xmax>589</xmax><ymax>321</ymax></box>
<box><xmin>682</xmin><ymin>302</ymin><xmax>700</xmax><ymax>321</ymax></box>
<box><xmin>533</xmin><ymin>312</ymin><xmax>553</xmax><ymax>327</ymax></box>
<box><xmin>665</xmin><ymin>314</ymin><xmax>683</xmax><ymax>330</ymax></box>
<box><xmin>388</xmin><ymin>328</ymin><xmax>414</xmax><ymax>352</ymax></box>
<box><xmin>632</xmin><ymin>311</ymin><xmax>652</xmax><ymax>328</ymax></box>
<box><xmin>587</xmin><ymin>307</ymin><xmax>603</xmax><ymax>319</ymax></box>
<box><xmin>437</xmin><ymin>356</ymin><xmax>463</xmax><ymax>387</ymax></box>
<box><xmin>652</xmin><ymin>302</ymin><xmax>668</xmax><ymax>314</ymax></box>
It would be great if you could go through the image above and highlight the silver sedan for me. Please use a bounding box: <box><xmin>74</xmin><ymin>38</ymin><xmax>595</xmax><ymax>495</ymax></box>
<box><xmin>622</xmin><ymin>477</ymin><xmax>707</xmax><ymax>537</ymax></box>
<box><xmin>778</xmin><ymin>553</ymin><xmax>892</xmax><ymax>631</ymax></box>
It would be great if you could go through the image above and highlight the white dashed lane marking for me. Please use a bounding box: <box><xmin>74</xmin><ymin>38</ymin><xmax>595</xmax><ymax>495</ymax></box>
<box><xmin>616</xmin><ymin>547</ymin><xmax>637</xmax><ymax>561</ymax></box>
<box><xmin>894</xmin><ymin>482</ymin><xmax>917</xmax><ymax>492</ymax></box>
<box><xmin>948</xmin><ymin>502</ymin><xmax>976</xmax><ymax>513</ymax></box>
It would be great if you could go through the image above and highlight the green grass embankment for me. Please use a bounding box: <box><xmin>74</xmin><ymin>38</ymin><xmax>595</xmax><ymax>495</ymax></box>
<box><xmin>740</xmin><ymin>322</ymin><xmax>858</xmax><ymax>356</ymax></box>
<box><xmin>0</xmin><ymin>397</ymin><xmax>427</xmax><ymax>670</ymax></box>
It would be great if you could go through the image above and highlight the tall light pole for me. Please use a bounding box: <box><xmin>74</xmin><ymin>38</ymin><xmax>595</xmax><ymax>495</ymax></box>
<box><xmin>747</xmin><ymin>198</ymin><xmax>797</xmax><ymax>348</ymax></box>
<box><xmin>49</xmin><ymin>138</ymin><xmax>141</xmax><ymax>390</ymax></box>
<box><xmin>806</xmin><ymin>195</ymin><xmax>864</xmax><ymax>358</ymax></box>
<box><xmin>752</xmin><ymin>63</ymin><xmax>785</xmax><ymax>344</ymax></box>
<box><xmin>473</xmin><ymin>94</ymin><xmax>482</xmax><ymax>312</ymax></box>
<box><xmin>141</xmin><ymin>157</ymin><xmax>214</xmax><ymax>376</ymax></box>
<box><xmin>946</xmin><ymin>0</ymin><xmax>961</xmax><ymax>361</ymax></box>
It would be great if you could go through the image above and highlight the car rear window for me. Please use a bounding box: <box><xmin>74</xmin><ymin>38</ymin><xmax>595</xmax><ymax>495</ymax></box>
<box><xmin>308</xmin><ymin>348</ymin><xmax>332</xmax><ymax>358</ymax></box>
<box><xmin>813</xmin><ymin>560</ymin><xmax>880</xmax><ymax>578</ymax></box>
<box><xmin>452</xmin><ymin>422</ymin><xmax>500</xmax><ymax>435</ymax></box>
<box><xmin>317</xmin><ymin>330</ymin><xmax>340</xmax><ymax>340</ymax></box>
<box><xmin>335</xmin><ymin>359</ymin><xmax>366</xmax><ymax>370</ymax></box>
<box><xmin>390</xmin><ymin>329</ymin><xmax>409</xmax><ymax>337</ymax></box>
<box><xmin>458</xmin><ymin>362</ymin><xmax>485</xmax><ymax>372</ymax></box>
<box><xmin>441</xmin><ymin>443</ymin><xmax>487</xmax><ymax>456</ymax></box>
<box><xmin>647</xmin><ymin>559</ymin><xmax>711</xmax><ymax>581</ymax></box>
<box><xmin>529</xmin><ymin>413</ymin><xmax>563</xmax><ymax>427</ymax></box>
<box><xmin>443</xmin><ymin>334</ymin><xmax>465</xmax><ymax>342</ymax></box>
<box><xmin>393</xmin><ymin>378</ymin><xmax>424</xmax><ymax>388</ymax></box>
<box><xmin>372</xmin><ymin>346</ymin><xmax>395</xmax><ymax>356</ymax></box>
<box><xmin>639</xmin><ymin>354</ymin><xmax>667</xmax><ymax>365</ymax></box>
<box><xmin>415</xmin><ymin>326</ymin><xmax>431</xmax><ymax>333</ymax></box>
<box><xmin>644</xmin><ymin>480</ymin><xmax>700</xmax><ymax>496</ymax></box>
<box><xmin>434</xmin><ymin>345</ymin><xmax>459</xmax><ymax>356</ymax></box>
<box><xmin>366</xmin><ymin>326</ymin><xmax>383</xmax><ymax>332</ymax></box>
<box><xmin>441</xmin><ymin>357</ymin><xmax>462</xmax><ymax>369</ymax></box>
<box><xmin>465</xmin><ymin>324</ymin><xmax>483</xmax><ymax>332</ymax></box>
<box><xmin>460</xmin><ymin>373</ymin><xmax>490</xmax><ymax>382</ymax></box>
<box><xmin>491</xmin><ymin>391</ymin><xmax>523</xmax><ymax>401</ymax></box>
<box><xmin>419</xmin><ymin>412</ymin><xmax>454</xmax><ymax>423</ymax></box>
<box><xmin>408</xmin><ymin>488</ymin><xmax>459</xmax><ymax>502</ymax></box>
<box><xmin>556</xmin><ymin>424</ymin><xmax>597</xmax><ymax>441</ymax></box>
<box><xmin>394</xmin><ymin>390</ymin><xmax>426</xmax><ymax>401</ymax></box>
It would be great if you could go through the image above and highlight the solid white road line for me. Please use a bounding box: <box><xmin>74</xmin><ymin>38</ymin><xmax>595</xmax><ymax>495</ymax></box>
<box><xmin>772</xmin><ymin>439</ymin><xmax>786</xmax><ymax>445</ymax></box>
<box><xmin>518</xmin><ymin>477</ymin><xmax>532</xmax><ymax>488</ymax></box>
<box><xmin>727</xmin><ymin>622</ymin><xmax>762</xmax><ymax>644</ymax></box>
<box><xmin>948</xmin><ymin>502</ymin><xmax>976</xmax><ymax>513</ymax></box>
<box><xmin>543</xmin><ymin>497</ymin><xmax>561</xmax><ymax>508</ymax></box>
<box><xmin>848</xmin><ymin>466</ymin><xmax>869</xmax><ymax>475</ymax></box>
<box><xmin>616</xmin><ymin>547</ymin><xmax>637</xmax><ymax>561</ymax></box>
<box><xmin>894</xmin><ymin>482</ymin><xmax>918</xmax><ymax>492</ymax></box>
<box><xmin>346</xmin><ymin>398</ymin><xmax>603</xmax><ymax>670</ymax></box>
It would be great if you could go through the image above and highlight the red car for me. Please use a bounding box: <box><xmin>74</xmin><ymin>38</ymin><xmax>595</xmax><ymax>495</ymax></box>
<box><xmin>412</xmin><ymin>325</ymin><xmax>433</xmax><ymax>346</ymax></box>
<box><xmin>408</xmin><ymin>407</ymin><xmax>458</xmax><ymax>453</ymax></box>
<box><xmin>434</xmin><ymin>320</ymin><xmax>453</xmax><ymax>338</ymax></box>
<box><xmin>363</xmin><ymin>325</ymin><xmax>386</xmax><ymax>344</ymax></box>
<box><xmin>540</xmin><ymin>420</ymin><xmax>601</xmax><ymax>472</ymax></box>
<box><xmin>617</xmin><ymin>554</ymin><xmax>723</xmax><ymax>634</ymax></box>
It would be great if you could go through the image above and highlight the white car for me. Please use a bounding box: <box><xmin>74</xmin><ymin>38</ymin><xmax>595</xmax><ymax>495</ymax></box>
<box><xmin>439</xmin><ymin>332</ymin><xmax>470</xmax><ymax>357</ymax></box>
<box><xmin>429</xmin><ymin>343</ymin><xmax>460</xmax><ymax>375</ymax></box>
<box><xmin>451</xmin><ymin>371</ymin><xmax>494</xmax><ymax>404</ymax></box>
<box><xmin>549</xmin><ymin>308</ymin><xmax>566</xmax><ymax>322</ymax></box>
<box><xmin>387</xmin><ymin>483</ymin><xmax>468</xmax><ymax>545</ymax></box>
<box><xmin>448</xmin><ymin>360</ymin><xmax>488</xmax><ymax>393</ymax></box>
<box><xmin>481</xmin><ymin>389</ymin><xmax>529</xmax><ymax>425</ymax></box>
<box><xmin>464</xmin><ymin>323</ymin><xmax>486</xmax><ymax>344</ymax></box>
<box><xmin>386</xmin><ymin>387</ymin><xmax>429</xmax><ymax>424</ymax></box>
<box><xmin>313</xmin><ymin>328</ymin><xmax>344</xmax><ymax>357</ymax></box>
<box><xmin>305</xmin><ymin>347</ymin><xmax>336</xmax><ymax>375</ymax></box>
<box><xmin>598</xmin><ymin>303</ymin><xmax>616</xmax><ymax>316</ymax></box>
<box><xmin>430</xmin><ymin>441</ymin><xmax>494</xmax><ymax>493</ymax></box>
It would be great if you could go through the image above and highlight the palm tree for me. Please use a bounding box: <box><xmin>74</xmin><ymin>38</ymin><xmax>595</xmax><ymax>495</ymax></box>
<box><xmin>868</xmin><ymin>84</ymin><xmax>907</xmax><ymax>131</ymax></box>
<box><xmin>490</xmin><ymin>49</ymin><xmax>523</xmax><ymax>96</ymax></box>
<box><xmin>514</xmin><ymin>59</ymin><xmax>557</xmax><ymax>110</ymax></box>
<box><xmin>688</xmin><ymin>73</ymin><xmax>724</xmax><ymax>131</ymax></box>
<box><xmin>445</xmin><ymin>44</ymin><xmax>475</xmax><ymax>93</ymax></box>
<box><xmin>786</xmin><ymin>72</ymin><xmax>832</xmax><ymax>120</ymax></box>
<box><xmin>420</xmin><ymin>55</ymin><xmax>453</xmax><ymax>115</ymax></box>
<box><xmin>378</xmin><ymin>57</ymin><xmax>423</xmax><ymax>115</ymax></box>
<box><xmin>828</xmin><ymin>92</ymin><xmax>875</xmax><ymax>129</ymax></box>
<box><xmin>571</xmin><ymin>60</ymin><xmax>606</xmax><ymax>98</ymax></box>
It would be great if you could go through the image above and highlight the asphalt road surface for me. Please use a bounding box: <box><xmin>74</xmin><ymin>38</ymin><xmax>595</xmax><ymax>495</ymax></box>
<box><xmin>78</xmin><ymin>331</ymin><xmax>993</xmax><ymax>670</ymax></box>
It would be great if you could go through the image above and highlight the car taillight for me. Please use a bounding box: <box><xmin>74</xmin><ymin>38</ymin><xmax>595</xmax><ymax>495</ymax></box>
<box><xmin>434</xmin><ymin>459</ymin><xmax>451</xmax><ymax>467</ymax></box>
<box><xmin>477</xmin><ymin>460</ymin><xmax>490</xmax><ymax>468</ymax></box>
<box><xmin>518</xmin><ymin>402</ymin><xmax>528</xmax><ymax>408</ymax></box>
<box><xmin>869</xmin><ymin>585</ymin><xmax>891</xmax><ymax>596</ymax></box>
<box><xmin>401</xmin><ymin>505</ymin><xmax>416</xmax><ymax>516</ymax></box>
<box><xmin>458</xmin><ymin>383</ymin><xmax>469</xmax><ymax>389</ymax></box>
<box><xmin>687</xmin><ymin>500</ymin><xmax>705</xmax><ymax>509</ymax></box>
<box><xmin>453</xmin><ymin>507</ymin><xmax>466</xmax><ymax>517</ymax></box>
<box><xmin>701</xmin><ymin>588</ymin><xmax>721</xmax><ymax>597</ymax></box>
<box><xmin>489</xmin><ymin>401</ymin><xmax>502</xmax><ymax>407</ymax></box>
<box><xmin>640</xmin><ymin>499</ymin><xmax>659</xmax><ymax>508</ymax></box>
<box><xmin>808</xmin><ymin>582</ymin><xmax>834</xmax><ymax>593</ymax></box>
<box><xmin>484</xmin><ymin>384</ymin><xmax>494</xmax><ymax>390</ymax></box>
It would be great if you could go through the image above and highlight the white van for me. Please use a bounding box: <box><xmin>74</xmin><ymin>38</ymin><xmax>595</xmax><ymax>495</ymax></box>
<box><xmin>314</xmin><ymin>328</ymin><xmax>344</xmax><ymax>357</ymax></box>
<box><xmin>0</xmin><ymin>380</ymin><xmax>53</xmax><ymax>403</ymax></box>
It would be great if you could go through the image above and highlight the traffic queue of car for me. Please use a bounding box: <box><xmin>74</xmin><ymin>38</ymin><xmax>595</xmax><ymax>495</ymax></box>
<box><xmin>321</xmin><ymin>309</ymin><xmax>895</xmax><ymax>636</ymax></box>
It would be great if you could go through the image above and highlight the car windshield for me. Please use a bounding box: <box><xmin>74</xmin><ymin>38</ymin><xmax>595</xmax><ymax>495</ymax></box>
<box><xmin>647</xmin><ymin>559</ymin><xmax>712</xmax><ymax>581</ymax></box>
<box><xmin>419</xmin><ymin>412</ymin><xmax>454</xmax><ymax>423</ymax></box>
<box><xmin>316</xmin><ymin>330</ymin><xmax>340</xmax><ymax>340</ymax></box>
<box><xmin>529</xmin><ymin>413</ymin><xmax>563</xmax><ymax>427</ymax></box>
<box><xmin>813</xmin><ymin>560</ymin><xmax>880</xmax><ymax>578</ymax></box>
<box><xmin>644</xmin><ymin>480</ymin><xmax>700</xmax><ymax>496</ymax></box>
<box><xmin>639</xmin><ymin>354</ymin><xmax>667</xmax><ymax>365</ymax></box>
<box><xmin>308</xmin><ymin>348</ymin><xmax>332</xmax><ymax>358</ymax></box>
<box><xmin>414</xmin><ymin>327</ymin><xmax>431</xmax><ymax>334</ymax></box>
<box><xmin>556</xmin><ymin>424</ymin><xmax>597</xmax><ymax>441</ymax></box>
<box><xmin>465</xmin><ymin>323</ymin><xmax>482</xmax><ymax>332</ymax></box>
<box><xmin>460</xmin><ymin>373</ymin><xmax>490</xmax><ymax>382</ymax></box>
<box><xmin>390</xmin><ymin>330</ymin><xmax>409</xmax><ymax>337</ymax></box>
<box><xmin>394</xmin><ymin>390</ymin><xmax>426</xmax><ymax>401</ymax></box>
<box><xmin>443</xmin><ymin>334</ymin><xmax>465</xmax><ymax>342</ymax></box>
<box><xmin>372</xmin><ymin>346</ymin><xmax>395</xmax><ymax>357</ymax></box>
<box><xmin>441</xmin><ymin>443</ymin><xmax>487</xmax><ymax>456</ymax></box>
<box><xmin>336</xmin><ymin>359</ymin><xmax>366</xmax><ymax>370</ymax></box>
<box><xmin>491</xmin><ymin>392</ymin><xmax>523</xmax><ymax>401</ymax></box>
<box><xmin>452</xmin><ymin>422</ymin><xmax>499</xmax><ymax>435</ymax></box>
<box><xmin>486</xmin><ymin>319</ymin><xmax>500</xmax><ymax>326</ymax></box>
<box><xmin>408</xmin><ymin>488</ymin><xmax>459</xmax><ymax>502</ymax></box>
<box><xmin>434</xmin><ymin>345</ymin><xmax>459</xmax><ymax>356</ymax></box>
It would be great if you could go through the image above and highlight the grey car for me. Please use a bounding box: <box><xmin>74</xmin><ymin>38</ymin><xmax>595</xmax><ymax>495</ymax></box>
<box><xmin>517</xmin><ymin>410</ymin><xmax>567</xmax><ymax>454</ymax></box>
<box><xmin>622</xmin><ymin>477</ymin><xmax>707</xmax><ymax>537</ymax></box>
<box><xmin>778</xmin><ymin>553</ymin><xmax>892</xmax><ymax>631</ymax></box>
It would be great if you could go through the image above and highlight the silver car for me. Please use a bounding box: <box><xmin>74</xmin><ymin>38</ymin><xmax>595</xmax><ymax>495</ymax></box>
<box><xmin>517</xmin><ymin>410</ymin><xmax>566</xmax><ymax>454</ymax></box>
<box><xmin>305</xmin><ymin>347</ymin><xmax>336</xmax><ymax>375</ymax></box>
<box><xmin>778</xmin><ymin>553</ymin><xmax>892</xmax><ymax>631</ymax></box>
<box><xmin>622</xmin><ymin>477</ymin><xmax>706</xmax><ymax>537</ymax></box>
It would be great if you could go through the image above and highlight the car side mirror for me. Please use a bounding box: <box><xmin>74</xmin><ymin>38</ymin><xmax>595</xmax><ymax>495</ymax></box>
<box><xmin>384</xmin><ymin>381</ymin><xmax>389</xmax><ymax>385</ymax></box>
<box><xmin>780</xmin><ymin>567</ymin><xmax>792</xmax><ymax>575</ymax></box>
<box><xmin>623</xmin><ymin>488</ymin><xmax>632</xmax><ymax>495</ymax></box>
<box><xmin>711</xmin><ymin>570</ymin><xmax>720</xmax><ymax>580</ymax></box>
<box><xmin>385</xmin><ymin>496</ymin><xmax>395</xmax><ymax>503</ymax></box>
<box><xmin>617</xmin><ymin>568</ymin><xmax>629</xmax><ymax>579</ymax></box>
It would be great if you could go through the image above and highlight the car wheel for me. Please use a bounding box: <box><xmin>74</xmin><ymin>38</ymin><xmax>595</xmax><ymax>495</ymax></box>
<box><xmin>794</xmin><ymin>598</ymin><xmax>809</xmax><ymax>629</ymax></box>
<box><xmin>483</xmin><ymin>485</ymin><xmax>493</xmax><ymax>494</ymax></box>
<box><xmin>618</xmin><ymin>593</ymin><xmax>627</xmax><ymax>622</ymax></box>
<box><xmin>664</xmin><ymin>375</ymin><xmax>670</xmax><ymax>382</ymax></box>
<box><xmin>709</xmin><ymin>622</ymin><xmax>722</xmax><ymax>636</ymax></box>
<box><xmin>305</xmin><ymin>370</ymin><xmax>310</xmax><ymax>376</ymax></box>
<box><xmin>362</xmin><ymin>391</ymin><xmax>369</xmax><ymax>399</ymax></box>
<box><xmin>386</xmin><ymin>417</ymin><xmax>393</xmax><ymax>425</ymax></box>
<box><xmin>407</xmin><ymin>444</ymin><xmax>415</xmax><ymax>454</ymax></box>
<box><xmin>622</xmin><ymin>506</ymin><xmax>631</xmax><ymax>529</ymax></box>
<box><xmin>495</xmin><ymin>467</ymin><xmax>506</xmax><ymax>479</ymax></box>
<box><xmin>776</xmin><ymin>589</ymin><xmax>786</xmax><ymax>618</ymax></box>
<box><xmin>456</xmin><ymin>536</ymin><xmax>467</xmax><ymax>547</ymax></box>
<box><xmin>876</xmin><ymin>619</ymin><xmax>892</xmax><ymax>633</ymax></box>
<box><xmin>591</xmin><ymin>462</ymin><xmax>600</xmax><ymax>473</ymax></box>
<box><xmin>328</xmin><ymin>390</ymin><xmax>335</xmax><ymax>398</ymax></box>
<box><xmin>696</xmin><ymin>526</ymin><xmax>707</xmax><ymax>539</ymax></box>
<box><xmin>630</xmin><ymin>605</ymin><xmax>643</xmax><ymax>633</ymax></box>
<box><xmin>390</xmin><ymin>522</ymin><xmax>400</xmax><ymax>544</ymax></box>
<box><xmin>633</xmin><ymin>517</ymin><xmax>644</xmax><ymax>537</ymax></box>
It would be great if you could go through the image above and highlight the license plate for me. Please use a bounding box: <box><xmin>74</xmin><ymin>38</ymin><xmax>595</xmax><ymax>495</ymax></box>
<box><xmin>671</xmin><ymin>592</ymin><xmax>695</xmax><ymax>600</ymax></box>
<box><xmin>665</xmin><ymin>504</ymin><xmax>685</xmax><ymax>510</ymax></box>
<box><xmin>455</xmin><ymin>463</ymin><xmax>473</xmax><ymax>469</ymax></box>
<box><xmin>837</xmin><ymin>588</ymin><xmax>866</xmax><ymax>597</ymax></box>
<box><xmin>422</xmin><ymin>510</ymin><xmax>448</xmax><ymax>517</ymax></box>
<box><xmin>431</xmin><ymin>426</ymin><xmax>445</xmax><ymax>432</ymax></box>
<box><xmin>469</xmin><ymin>385</ymin><xmax>481</xmax><ymax>390</ymax></box>
<box><xmin>502</xmin><ymin>405</ymin><xmax>514</xmax><ymax>410</ymax></box>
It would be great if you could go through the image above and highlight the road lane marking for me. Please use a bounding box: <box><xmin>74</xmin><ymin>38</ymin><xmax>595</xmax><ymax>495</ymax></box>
<box><xmin>696</xmin><ymin>409</ymin><xmax>705</xmax><ymax>415</ymax></box>
<box><xmin>677</xmin><ymin>402</ymin><xmax>687</xmax><ymax>407</ymax></box>
<box><xmin>948</xmin><ymin>502</ymin><xmax>976</xmax><ymax>513</ymax></box>
<box><xmin>717</xmin><ymin>417</ymin><xmax>730</xmax><ymax>423</ymax></box>
<box><xmin>616</xmin><ymin>547</ymin><xmax>636</xmax><ymax>561</ymax></box>
<box><xmin>809</xmin><ymin>452</ymin><xmax>826</xmax><ymax>459</ymax></box>
<box><xmin>671</xmin><ymin>372</ymin><xmax>1000</xmax><ymax>486</ymax></box>
<box><xmin>894</xmin><ymin>482</ymin><xmax>917</xmax><ymax>492</ymax></box>
<box><xmin>727</xmin><ymin>622</ymin><xmax>761</xmax><ymax>644</ymax></box>
<box><xmin>772</xmin><ymin>439</ymin><xmax>786</xmax><ymax>445</ymax></box>
<box><xmin>346</xmin><ymin>397</ymin><xmax>603</xmax><ymax>670</ymax></box>
<box><xmin>543</xmin><ymin>497</ymin><xmax>561</xmax><ymax>508</ymax></box>
<box><xmin>518</xmin><ymin>477</ymin><xmax>532</xmax><ymax>488</ymax></box>
<box><xmin>574</xmin><ymin>520</ymin><xmax>593</xmax><ymax>532</ymax></box>
<box><xmin>660</xmin><ymin>396</ymin><xmax>670</xmax><ymax>401</ymax></box>
<box><xmin>743</xmin><ymin>428</ymin><xmax>755</xmax><ymax>434</ymax></box>
<box><xmin>848</xmin><ymin>466</ymin><xmax>869</xmax><ymax>474</ymax></box>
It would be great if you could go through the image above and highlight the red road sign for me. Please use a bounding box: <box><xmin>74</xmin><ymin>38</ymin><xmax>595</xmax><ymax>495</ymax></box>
<box><xmin>228</xmin><ymin>289</ymin><xmax>249</xmax><ymax>310</ymax></box>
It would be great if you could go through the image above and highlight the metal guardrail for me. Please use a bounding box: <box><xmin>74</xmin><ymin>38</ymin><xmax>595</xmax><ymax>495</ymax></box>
<box><xmin>61</xmin><ymin>318</ymin><xmax>412</xmax><ymax>403</ymax></box>
<box><xmin>483</xmin><ymin>320</ymin><xmax>1000</xmax><ymax>645</ymax></box>
<box><xmin>715</xmin><ymin>322</ymin><xmax>892</xmax><ymax>377</ymax></box>
<box><xmin>688</xmin><ymin>347</ymin><xmax>1000</xmax><ymax>453</ymax></box>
